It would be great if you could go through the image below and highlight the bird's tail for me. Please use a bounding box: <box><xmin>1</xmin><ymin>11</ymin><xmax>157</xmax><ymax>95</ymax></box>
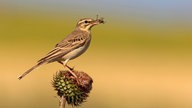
<box><xmin>18</xmin><ymin>62</ymin><xmax>43</xmax><ymax>80</ymax></box>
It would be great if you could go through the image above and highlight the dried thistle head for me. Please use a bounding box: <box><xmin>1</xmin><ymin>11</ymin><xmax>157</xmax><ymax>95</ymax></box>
<box><xmin>52</xmin><ymin>70</ymin><xmax>93</xmax><ymax>106</ymax></box>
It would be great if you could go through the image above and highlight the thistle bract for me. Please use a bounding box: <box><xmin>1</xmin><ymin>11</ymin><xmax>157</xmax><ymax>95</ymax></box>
<box><xmin>52</xmin><ymin>70</ymin><xmax>93</xmax><ymax>106</ymax></box>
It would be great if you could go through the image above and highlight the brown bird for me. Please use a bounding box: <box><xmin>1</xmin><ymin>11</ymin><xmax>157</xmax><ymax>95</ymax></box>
<box><xmin>18</xmin><ymin>17</ymin><xmax>104</xmax><ymax>80</ymax></box>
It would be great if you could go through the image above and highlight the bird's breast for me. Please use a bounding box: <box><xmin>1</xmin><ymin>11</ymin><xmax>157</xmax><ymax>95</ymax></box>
<box><xmin>62</xmin><ymin>39</ymin><xmax>91</xmax><ymax>60</ymax></box>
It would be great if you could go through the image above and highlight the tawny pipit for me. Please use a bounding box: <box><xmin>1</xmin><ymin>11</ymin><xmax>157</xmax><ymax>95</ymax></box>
<box><xmin>18</xmin><ymin>17</ymin><xmax>104</xmax><ymax>80</ymax></box>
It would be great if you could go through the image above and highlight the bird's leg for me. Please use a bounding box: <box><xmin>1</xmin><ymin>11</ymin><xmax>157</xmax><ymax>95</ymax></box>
<box><xmin>57</xmin><ymin>61</ymin><xmax>77</xmax><ymax>78</ymax></box>
<box><xmin>65</xmin><ymin>65</ymin><xmax>74</xmax><ymax>71</ymax></box>
<box><xmin>65</xmin><ymin>65</ymin><xmax>77</xmax><ymax>78</ymax></box>
<box><xmin>57</xmin><ymin>61</ymin><xmax>74</xmax><ymax>71</ymax></box>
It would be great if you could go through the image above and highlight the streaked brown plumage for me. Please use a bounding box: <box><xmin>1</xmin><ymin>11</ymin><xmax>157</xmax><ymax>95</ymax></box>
<box><xmin>18</xmin><ymin>17</ymin><xmax>104</xmax><ymax>80</ymax></box>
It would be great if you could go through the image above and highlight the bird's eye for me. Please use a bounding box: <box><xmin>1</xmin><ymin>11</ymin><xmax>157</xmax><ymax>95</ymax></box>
<box><xmin>84</xmin><ymin>20</ymin><xmax>88</xmax><ymax>23</ymax></box>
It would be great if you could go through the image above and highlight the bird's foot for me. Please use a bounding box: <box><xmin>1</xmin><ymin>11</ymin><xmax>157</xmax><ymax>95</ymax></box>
<box><xmin>59</xmin><ymin>61</ymin><xmax>79</xmax><ymax>83</ymax></box>
<box><xmin>66</xmin><ymin>65</ymin><xmax>78</xmax><ymax>78</ymax></box>
<box><xmin>66</xmin><ymin>68</ymin><xmax>80</xmax><ymax>85</ymax></box>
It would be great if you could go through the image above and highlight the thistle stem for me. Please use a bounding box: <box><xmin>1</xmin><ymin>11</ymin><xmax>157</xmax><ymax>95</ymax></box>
<box><xmin>60</xmin><ymin>96</ymin><xmax>66</xmax><ymax>108</ymax></box>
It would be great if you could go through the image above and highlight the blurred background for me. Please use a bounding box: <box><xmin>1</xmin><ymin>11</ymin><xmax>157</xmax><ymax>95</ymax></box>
<box><xmin>1</xmin><ymin>0</ymin><xmax>192</xmax><ymax>108</ymax></box>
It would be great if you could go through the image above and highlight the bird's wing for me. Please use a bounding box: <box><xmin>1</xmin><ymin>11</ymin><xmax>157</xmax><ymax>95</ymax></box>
<box><xmin>37</xmin><ymin>31</ymin><xmax>89</xmax><ymax>63</ymax></box>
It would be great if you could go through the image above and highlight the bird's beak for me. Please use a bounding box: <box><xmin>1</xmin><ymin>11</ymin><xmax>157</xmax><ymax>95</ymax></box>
<box><xmin>91</xmin><ymin>18</ymin><xmax>105</xmax><ymax>25</ymax></box>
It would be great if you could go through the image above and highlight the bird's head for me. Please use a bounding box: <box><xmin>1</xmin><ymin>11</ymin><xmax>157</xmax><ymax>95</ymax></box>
<box><xmin>75</xmin><ymin>17</ymin><xmax>104</xmax><ymax>31</ymax></box>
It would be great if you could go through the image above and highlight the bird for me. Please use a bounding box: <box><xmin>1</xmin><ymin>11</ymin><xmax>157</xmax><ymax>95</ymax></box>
<box><xmin>18</xmin><ymin>17</ymin><xmax>104</xmax><ymax>80</ymax></box>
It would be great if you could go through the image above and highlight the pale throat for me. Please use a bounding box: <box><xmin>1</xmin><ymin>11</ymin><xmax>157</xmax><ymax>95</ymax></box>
<box><xmin>79</xmin><ymin>24</ymin><xmax>93</xmax><ymax>32</ymax></box>
<box><xmin>79</xmin><ymin>27</ymin><xmax>91</xmax><ymax>32</ymax></box>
